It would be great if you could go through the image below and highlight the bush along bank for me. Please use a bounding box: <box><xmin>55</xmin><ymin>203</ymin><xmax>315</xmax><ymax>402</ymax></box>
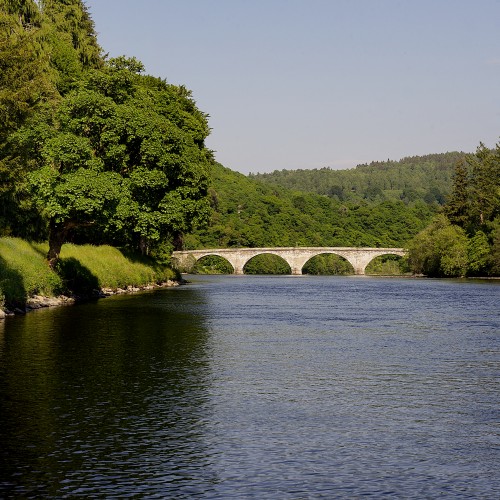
<box><xmin>0</xmin><ymin>238</ymin><xmax>180</xmax><ymax>317</ymax></box>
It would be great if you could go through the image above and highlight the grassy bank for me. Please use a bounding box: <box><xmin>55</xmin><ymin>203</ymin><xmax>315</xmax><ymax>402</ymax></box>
<box><xmin>0</xmin><ymin>237</ymin><xmax>178</xmax><ymax>308</ymax></box>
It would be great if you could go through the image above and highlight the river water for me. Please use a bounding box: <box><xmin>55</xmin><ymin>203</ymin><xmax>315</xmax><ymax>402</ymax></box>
<box><xmin>0</xmin><ymin>275</ymin><xmax>499</xmax><ymax>498</ymax></box>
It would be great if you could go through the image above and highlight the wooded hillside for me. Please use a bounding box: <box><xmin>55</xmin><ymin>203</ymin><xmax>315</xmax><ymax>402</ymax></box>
<box><xmin>185</xmin><ymin>162</ymin><xmax>437</xmax><ymax>249</ymax></box>
<box><xmin>250</xmin><ymin>152</ymin><xmax>465</xmax><ymax>205</ymax></box>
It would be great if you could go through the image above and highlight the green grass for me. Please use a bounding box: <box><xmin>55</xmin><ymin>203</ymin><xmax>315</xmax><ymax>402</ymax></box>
<box><xmin>0</xmin><ymin>237</ymin><xmax>178</xmax><ymax>307</ymax></box>
<box><xmin>0</xmin><ymin>238</ymin><xmax>63</xmax><ymax>305</ymax></box>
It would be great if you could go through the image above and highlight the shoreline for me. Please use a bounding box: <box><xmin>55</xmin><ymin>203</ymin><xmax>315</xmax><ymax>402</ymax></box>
<box><xmin>2</xmin><ymin>274</ymin><xmax>498</xmax><ymax>320</ymax></box>
<box><xmin>0</xmin><ymin>279</ymin><xmax>182</xmax><ymax>319</ymax></box>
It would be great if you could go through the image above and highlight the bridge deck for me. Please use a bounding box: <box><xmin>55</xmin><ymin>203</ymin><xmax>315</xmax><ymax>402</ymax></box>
<box><xmin>172</xmin><ymin>247</ymin><xmax>407</xmax><ymax>275</ymax></box>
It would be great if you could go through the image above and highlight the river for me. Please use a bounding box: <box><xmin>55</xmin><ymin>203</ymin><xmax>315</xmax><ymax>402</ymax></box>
<box><xmin>0</xmin><ymin>275</ymin><xmax>499</xmax><ymax>498</ymax></box>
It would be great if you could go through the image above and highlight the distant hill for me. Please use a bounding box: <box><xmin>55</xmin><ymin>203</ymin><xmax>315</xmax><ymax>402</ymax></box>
<box><xmin>184</xmin><ymin>162</ymin><xmax>438</xmax><ymax>250</ymax></box>
<box><xmin>249</xmin><ymin>152</ymin><xmax>465</xmax><ymax>205</ymax></box>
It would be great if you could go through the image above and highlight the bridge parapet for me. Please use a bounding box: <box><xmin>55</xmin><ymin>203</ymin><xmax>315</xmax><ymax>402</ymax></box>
<box><xmin>172</xmin><ymin>247</ymin><xmax>407</xmax><ymax>275</ymax></box>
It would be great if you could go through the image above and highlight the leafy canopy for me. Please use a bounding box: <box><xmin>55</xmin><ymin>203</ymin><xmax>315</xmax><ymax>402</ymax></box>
<box><xmin>11</xmin><ymin>57</ymin><xmax>212</xmax><ymax>264</ymax></box>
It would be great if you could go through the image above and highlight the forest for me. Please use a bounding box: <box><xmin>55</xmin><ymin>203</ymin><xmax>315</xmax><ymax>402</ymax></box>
<box><xmin>250</xmin><ymin>152</ymin><xmax>464</xmax><ymax>205</ymax></box>
<box><xmin>1</xmin><ymin>0</ymin><xmax>499</xmax><ymax>305</ymax></box>
<box><xmin>187</xmin><ymin>161</ymin><xmax>437</xmax><ymax>249</ymax></box>
<box><xmin>187</xmin><ymin>149</ymin><xmax>500</xmax><ymax>277</ymax></box>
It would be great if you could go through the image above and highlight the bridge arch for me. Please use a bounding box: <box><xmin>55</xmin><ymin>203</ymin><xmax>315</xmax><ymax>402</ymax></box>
<box><xmin>243</xmin><ymin>253</ymin><xmax>291</xmax><ymax>274</ymax></box>
<box><xmin>364</xmin><ymin>253</ymin><xmax>406</xmax><ymax>275</ymax></box>
<box><xmin>353</xmin><ymin>250</ymin><xmax>407</xmax><ymax>275</ymax></box>
<box><xmin>194</xmin><ymin>254</ymin><xmax>234</xmax><ymax>274</ymax></box>
<box><xmin>302</xmin><ymin>253</ymin><xmax>354</xmax><ymax>275</ymax></box>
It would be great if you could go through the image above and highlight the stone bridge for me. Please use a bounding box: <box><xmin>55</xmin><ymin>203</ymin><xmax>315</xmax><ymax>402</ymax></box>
<box><xmin>172</xmin><ymin>247</ymin><xmax>407</xmax><ymax>275</ymax></box>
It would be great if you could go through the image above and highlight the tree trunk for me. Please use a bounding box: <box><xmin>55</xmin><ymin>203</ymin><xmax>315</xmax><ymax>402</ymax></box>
<box><xmin>172</xmin><ymin>232</ymin><xmax>184</xmax><ymax>251</ymax></box>
<box><xmin>47</xmin><ymin>220</ymin><xmax>83</xmax><ymax>269</ymax></box>
<box><xmin>47</xmin><ymin>221</ymin><xmax>68</xmax><ymax>269</ymax></box>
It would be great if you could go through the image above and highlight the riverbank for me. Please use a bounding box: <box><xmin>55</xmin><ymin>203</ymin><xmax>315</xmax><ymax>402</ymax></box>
<box><xmin>0</xmin><ymin>237</ymin><xmax>180</xmax><ymax>317</ymax></box>
<box><xmin>0</xmin><ymin>279</ymin><xmax>181</xmax><ymax>318</ymax></box>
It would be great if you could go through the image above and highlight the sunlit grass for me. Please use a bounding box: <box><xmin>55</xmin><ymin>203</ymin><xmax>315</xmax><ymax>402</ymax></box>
<box><xmin>0</xmin><ymin>238</ymin><xmax>177</xmax><ymax>307</ymax></box>
<box><xmin>0</xmin><ymin>237</ymin><xmax>63</xmax><ymax>305</ymax></box>
<box><xmin>58</xmin><ymin>243</ymin><xmax>176</xmax><ymax>289</ymax></box>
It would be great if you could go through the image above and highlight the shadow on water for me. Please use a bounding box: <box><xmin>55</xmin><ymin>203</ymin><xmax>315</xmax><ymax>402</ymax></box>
<box><xmin>0</xmin><ymin>286</ymin><xmax>216</xmax><ymax>497</ymax></box>
<box><xmin>55</xmin><ymin>257</ymin><xmax>99</xmax><ymax>296</ymax></box>
<box><xmin>0</xmin><ymin>255</ymin><xmax>26</xmax><ymax>307</ymax></box>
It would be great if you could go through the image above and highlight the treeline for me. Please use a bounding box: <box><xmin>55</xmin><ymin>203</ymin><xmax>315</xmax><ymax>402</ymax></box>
<box><xmin>407</xmin><ymin>143</ymin><xmax>500</xmax><ymax>277</ymax></box>
<box><xmin>187</xmin><ymin>150</ymin><xmax>500</xmax><ymax>277</ymax></box>
<box><xmin>186</xmin><ymin>162</ymin><xmax>436</xmax><ymax>250</ymax></box>
<box><xmin>250</xmin><ymin>152</ymin><xmax>464</xmax><ymax>205</ymax></box>
<box><xmin>0</xmin><ymin>0</ymin><xmax>211</xmax><ymax>269</ymax></box>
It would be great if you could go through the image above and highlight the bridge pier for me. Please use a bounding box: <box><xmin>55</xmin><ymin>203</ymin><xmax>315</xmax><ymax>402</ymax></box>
<box><xmin>288</xmin><ymin>254</ymin><xmax>307</xmax><ymax>275</ymax></box>
<box><xmin>233</xmin><ymin>266</ymin><xmax>245</xmax><ymax>275</ymax></box>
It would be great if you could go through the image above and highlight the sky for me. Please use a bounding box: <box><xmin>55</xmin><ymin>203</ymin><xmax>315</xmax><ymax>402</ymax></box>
<box><xmin>84</xmin><ymin>0</ymin><xmax>500</xmax><ymax>174</ymax></box>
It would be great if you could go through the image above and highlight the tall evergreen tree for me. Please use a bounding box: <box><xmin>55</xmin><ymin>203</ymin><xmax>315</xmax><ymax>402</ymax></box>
<box><xmin>41</xmin><ymin>0</ymin><xmax>103</xmax><ymax>93</ymax></box>
<box><xmin>0</xmin><ymin>0</ymin><xmax>55</xmax><ymax>142</ymax></box>
<box><xmin>0</xmin><ymin>0</ymin><xmax>57</xmax><ymax>236</ymax></box>
<box><xmin>444</xmin><ymin>159</ymin><xmax>470</xmax><ymax>228</ymax></box>
<box><xmin>467</xmin><ymin>143</ymin><xmax>500</xmax><ymax>228</ymax></box>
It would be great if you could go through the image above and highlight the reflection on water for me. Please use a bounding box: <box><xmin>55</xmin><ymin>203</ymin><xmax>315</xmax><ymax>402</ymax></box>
<box><xmin>0</xmin><ymin>288</ymin><xmax>215</xmax><ymax>497</ymax></box>
<box><xmin>0</xmin><ymin>276</ymin><xmax>499</xmax><ymax>497</ymax></box>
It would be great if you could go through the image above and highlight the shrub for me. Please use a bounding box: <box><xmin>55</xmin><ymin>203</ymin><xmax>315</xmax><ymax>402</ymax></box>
<box><xmin>407</xmin><ymin>215</ymin><xmax>469</xmax><ymax>277</ymax></box>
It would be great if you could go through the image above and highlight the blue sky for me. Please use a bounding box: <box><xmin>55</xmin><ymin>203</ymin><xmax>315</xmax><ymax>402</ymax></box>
<box><xmin>85</xmin><ymin>0</ymin><xmax>500</xmax><ymax>174</ymax></box>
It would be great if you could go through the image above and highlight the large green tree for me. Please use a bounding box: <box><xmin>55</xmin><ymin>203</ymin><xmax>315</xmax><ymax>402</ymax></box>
<box><xmin>0</xmin><ymin>0</ymin><xmax>103</xmax><ymax>237</ymax></box>
<box><xmin>445</xmin><ymin>143</ymin><xmax>500</xmax><ymax>232</ymax></box>
<box><xmin>0</xmin><ymin>1</ymin><xmax>55</xmax><ymax>236</ymax></box>
<box><xmin>445</xmin><ymin>159</ymin><xmax>470</xmax><ymax>228</ymax></box>
<box><xmin>407</xmin><ymin>215</ymin><xmax>469</xmax><ymax>277</ymax></box>
<box><xmin>407</xmin><ymin>140</ymin><xmax>500</xmax><ymax>277</ymax></box>
<box><xmin>12</xmin><ymin>57</ymin><xmax>212</xmax><ymax>267</ymax></box>
<box><xmin>467</xmin><ymin>143</ymin><xmax>500</xmax><ymax>228</ymax></box>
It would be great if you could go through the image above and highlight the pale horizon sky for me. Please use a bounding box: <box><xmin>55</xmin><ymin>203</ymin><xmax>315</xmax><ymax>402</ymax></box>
<box><xmin>85</xmin><ymin>0</ymin><xmax>500</xmax><ymax>174</ymax></box>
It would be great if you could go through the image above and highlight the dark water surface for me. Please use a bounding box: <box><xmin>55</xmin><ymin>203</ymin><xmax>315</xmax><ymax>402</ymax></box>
<box><xmin>0</xmin><ymin>275</ymin><xmax>499</xmax><ymax>498</ymax></box>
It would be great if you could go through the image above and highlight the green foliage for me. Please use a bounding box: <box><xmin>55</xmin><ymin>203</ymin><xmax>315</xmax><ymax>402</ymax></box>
<box><xmin>467</xmin><ymin>143</ymin><xmax>500</xmax><ymax>228</ymax></box>
<box><xmin>1</xmin><ymin>2</ymin><xmax>210</xmax><ymax>267</ymax></box>
<box><xmin>490</xmin><ymin>218</ymin><xmax>500</xmax><ymax>275</ymax></box>
<box><xmin>0</xmin><ymin>0</ymin><xmax>105</xmax><ymax>239</ymax></box>
<box><xmin>0</xmin><ymin>6</ymin><xmax>54</xmax><ymax>140</ymax></box>
<box><xmin>41</xmin><ymin>0</ymin><xmax>103</xmax><ymax>92</ymax></box>
<box><xmin>244</xmin><ymin>254</ymin><xmax>291</xmax><ymax>274</ymax></box>
<box><xmin>445</xmin><ymin>143</ymin><xmax>500</xmax><ymax>232</ymax></box>
<box><xmin>364</xmin><ymin>255</ymin><xmax>408</xmax><ymax>275</ymax></box>
<box><xmin>193</xmin><ymin>255</ymin><xmax>234</xmax><ymax>274</ymax></box>
<box><xmin>188</xmin><ymin>163</ymin><xmax>436</xmax><ymax>250</ymax></box>
<box><xmin>302</xmin><ymin>254</ymin><xmax>353</xmax><ymax>275</ymax></box>
<box><xmin>410</xmin><ymin>140</ymin><xmax>500</xmax><ymax>277</ymax></box>
<box><xmin>407</xmin><ymin>215</ymin><xmax>469</xmax><ymax>277</ymax></box>
<box><xmin>0</xmin><ymin>3</ymin><xmax>58</xmax><ymax>237</ymax></box>
<box><xmin>250</xmin><ymin>152</ymin><xmax>464</xmax><ymax>206</ymax></box>
<box><xmin>467</xmin><ymin>231</ymin><xmax>491</xmax><ymax>276</ymax></box>
<box><xmin>9</xmin><ymin>57</ymin><xmax>212</xmax><ymax>265</ymax></box>
<box><xmin>445</xmin><ymin>159</ymin><xmax>470</xmax><ymax>227</ymax></box>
